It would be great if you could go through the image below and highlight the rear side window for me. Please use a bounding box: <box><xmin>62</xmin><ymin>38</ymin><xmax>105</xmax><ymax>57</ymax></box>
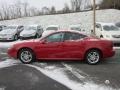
<box><xmin>64</xmin><ymin>32</ymin><xmax>86</xmax><ymax>41</ymax></box>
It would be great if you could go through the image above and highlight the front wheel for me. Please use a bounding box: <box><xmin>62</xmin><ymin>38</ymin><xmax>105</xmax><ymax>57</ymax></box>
<box><xmin>85</xmin><ymin>50</ymin><xmax>101</xmax><ymax>65</ymax></box>
<box><xmin>18</xmin><ymin>49</ymin><xmax>35</xmax><ymax>64</ymax></box>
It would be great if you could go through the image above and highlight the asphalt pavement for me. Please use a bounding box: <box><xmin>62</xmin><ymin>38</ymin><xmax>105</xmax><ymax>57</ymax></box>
<box><xmin>0</xmin><ymin>47</ymin><xmax>120</xmax><ymax>90</ymax></box>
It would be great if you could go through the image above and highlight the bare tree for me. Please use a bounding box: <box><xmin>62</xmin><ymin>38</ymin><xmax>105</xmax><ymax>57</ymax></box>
<box><xmin>71</xmin><ymin>0</ymin><xmax>82</xmax><ymax>12</ymax></box>
<box><xmin>50</xmin><ymin>6</ymin><xmax>56</xmax><ymax>14</ymax></box>
<box><xmin>63</xmin><ymin>3</ymin><xmax>71</xmax><ymax>13</ymax></box>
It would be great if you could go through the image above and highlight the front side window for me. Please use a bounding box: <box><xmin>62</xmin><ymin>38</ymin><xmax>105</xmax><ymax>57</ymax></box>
<box><xmin>45</xmin><ymin>33</ymin><xmax>63</xmax><ymax>42</ymax></box>
<box><xmin>64</xmin><ymin>32</ymin><xmax>86</xmax><ymax>41</ymax></box>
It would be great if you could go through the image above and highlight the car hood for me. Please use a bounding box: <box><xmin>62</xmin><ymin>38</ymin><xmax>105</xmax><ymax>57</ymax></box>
<box><xmin>0</xmin><ymin>29</ymin><xmax>16</xmax><ymax>35</ymax></box>
<box><xmin>20</xmin><ymin>30</ymin><xmax>36</xmax><ymax>35</ymax></box>
<box><xmin>42</xmin><ymin>30</ymin><xmax>55</xmax><ymax>36</ymax></box>
<box><xmin>103</xmin><ymin>31</ymin><xmax>120</xmax><ymax>35</ymax></box>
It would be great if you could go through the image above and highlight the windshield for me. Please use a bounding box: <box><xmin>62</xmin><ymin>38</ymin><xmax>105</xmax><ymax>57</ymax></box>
<box><xmin>46</xmin><ymin>27</ymin><xmax>58</xmax><ymax>31</ymax></box>
<box><xmin>116</xmin><ymin>23</ymin><xmax>120</xmax><ymax>28</ymax></box>
<box><xmin>25</xmin><ymin>26</ymin><xmax>37</xmax><ymax>30</ymax></box>
<box><xmin>70</xmin><ymin>27</ymin><xmax>81</xmax><ymax>31</ymax></box>
<box><xmin>5</xmin><ymin>26</ymin><xmax>17</xmax><ymax>29</ymax></box>
<box><xmin>103</xmin><ymin>25</ymin><xmax>120</xmax><ymax>31</ymax></box>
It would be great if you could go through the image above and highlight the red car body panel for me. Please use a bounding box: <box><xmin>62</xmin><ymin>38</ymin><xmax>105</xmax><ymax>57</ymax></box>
<box><xmin>8</xmin><ymin>30</ymin><xmax>115</xmax><ymax>61</ymax></box>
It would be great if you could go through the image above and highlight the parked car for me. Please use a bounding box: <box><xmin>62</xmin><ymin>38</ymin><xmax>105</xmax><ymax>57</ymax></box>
<box><xmin>95</xmin><ymin>22</ymin><xmax>120</xmax><ymax>45</ymax></box>
<box><xmin>42</xmin><ymin>25</ymin><xmax>60</xmax><ymax>36</ymax></box>
<box><xmin>0</xmin><ymin>25</ymin><xmax>6</xmax><ymax>31</ymax></box>
<box><xmin>69</xmin><ymin>24</ymin><xmax>86</xmax><ymax>33</ymax></box>
<box><xmin>0</xmin><ymin>25</ymin><xmax>24</xmax><ymax>41</ymax></box>
<box><xmin>20</xmin><ymin>25</ymin><xmax>43</xmax><ymax>40</ymax></box>
<box><xmin>8</xmin><ymin>30</ymin><xmax>115</xmax><ymax>65</ymax></box>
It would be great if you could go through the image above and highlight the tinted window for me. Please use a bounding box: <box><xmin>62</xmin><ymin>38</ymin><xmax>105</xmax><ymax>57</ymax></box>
<box><xmin>64</xmin><ymin>32</ymin><xmax>86</xmax><ymax>41</ymax></box>
<box><xmin>46</xmin><ymin>33</ymin><xmax>63</xmax><ymax>42</ymax></box>
<box><xmin>46</xmin><ymin>27</ymin><xmax>58</xmax><ymax>31</ymax></box>
<box><xmin>96</xmin><ymin>24</ymin><xmax>100</xmax><ymax>28</ymax></box>
<box><xmin>103</xmin><ymin>25</ymin><xmax>119</xmax><ymax>31</ymax></box>
<box><xmin>116</xmin><ymin>23</ymin><xmax>120</xmax><ymax>27</ymax></box>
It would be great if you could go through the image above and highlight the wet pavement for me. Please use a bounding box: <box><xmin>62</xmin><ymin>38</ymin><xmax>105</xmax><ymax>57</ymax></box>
<box><xmin>0</xmin><ymin>47</ymin><xmax>120</xmax><ymax>90</ymax></box>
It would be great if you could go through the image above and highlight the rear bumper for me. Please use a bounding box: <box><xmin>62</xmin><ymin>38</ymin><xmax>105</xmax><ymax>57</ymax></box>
<box><xmin>103</xmin><ymin>50</ymin><xmax>115</xmax><ymax>58</ymax></box>
<box><xmin>0</xmin><ymin>37</ymin><xmax>14</xmax><ymax>41</ymax></box>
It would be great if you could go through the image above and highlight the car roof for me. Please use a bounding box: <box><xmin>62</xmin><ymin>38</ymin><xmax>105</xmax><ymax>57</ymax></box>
<box><xmin>26</xmin><ymin>24</ymin><xmax>41</xmax><ymax>27</ymax></box>
<box><xmin>69</xmin><ymin>24</ymin><xmax>81</xmax><ymax>27</ymax></box>
<box><xmin>96</xmin><ymin>22</ymin><xmax>115</xmax><ymax>26</ymax></box>
<box><xmin>41</xmin><ymin>30</ymin><xmax>87</xmax><ymax>39</ymax></box>
<box><xmin>47</xmin><ymin>25</ymin><xmax>59</xmax><ymax>27</ymax></box>
<box><xmin>7</xmin><ymin>25</ymin><xmax>24</xmax><ymax>27</ymax></box>
<box><xmin>52</xmin><ymin>30</ymin><xmax>87</xmax><ymax>35</ymax></box>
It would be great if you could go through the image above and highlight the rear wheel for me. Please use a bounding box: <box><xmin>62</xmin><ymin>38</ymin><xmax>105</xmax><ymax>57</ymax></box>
<box><xmin>18</xmin><ymin>49</ymin><xmax>35</xmax><ymax>64</ymax></box>
<box><xmin>85</xmin><ymin>50</ymin><xmax>101</xmax><ymax>65</ymax></box>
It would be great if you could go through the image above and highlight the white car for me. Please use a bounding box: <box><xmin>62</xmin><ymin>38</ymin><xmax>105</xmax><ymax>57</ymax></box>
<box><xmin>0</xmin><ymin>25</ymin><xmax>6</xmax><ymax>31</ymax></box>
<box><xmin>42</xmin><ymin>25</ymin><xmax>60</xmax><ymax>36</ymax></box>
<box><xmin>0</xmin><ymin>25</ymin><xmax>24</xmax><ymax>41</ymax></box>
<box><xmin>95</xmin><ymin>22</ymin><xmax>120</xmax><ymax>45</ymax></box>
<box><xmin>20</xmin><ymin>25</ymin><xmax>43</xmax><ymax>40</ymax></box>
<box><xmin>69</xmin><ymin>25</ymin><xmax>86</xmax><ymax>34</ymax></box>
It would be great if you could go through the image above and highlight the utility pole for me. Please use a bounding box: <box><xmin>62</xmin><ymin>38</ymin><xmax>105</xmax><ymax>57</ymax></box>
<box><xmin>93</xmin><ymin>0</ymin><xmax>96</xmax><ymax>35</ymax></box>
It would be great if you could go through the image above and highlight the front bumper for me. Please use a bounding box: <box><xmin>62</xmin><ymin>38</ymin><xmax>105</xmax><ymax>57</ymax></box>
<box><xmin>20</xmin><ymin>36</ymin><xmax>35</xmax><ymax>40</ymax></box>
<box><xmin>0</xmin><ymin>37</ymin><xmax>14</xmax><ymax>41</ymax></box>
<box><xmin>103</xmin><ymin>50</ymin><xmax>115</xmax><ymax>58</ymax></box>
<box><xmin>8</xmin><ymin>47</ymin><xmax>17</xmax><ymax>59</ymax></box>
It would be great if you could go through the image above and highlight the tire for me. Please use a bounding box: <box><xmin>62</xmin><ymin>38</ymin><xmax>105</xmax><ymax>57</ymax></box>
<box><xmin>85</xmin><ymin>50</ymin><xmax>101</xmax><ymax>65</ymax></box>
<box><xmin>14</xmin><ymin>34</ymin><xmax>18</xmax><ymax>41</ymax></box>
<box><xmin>18</xmin><ymin>48</ymin><xmax>35</xmax><ymax>64</ymax></box>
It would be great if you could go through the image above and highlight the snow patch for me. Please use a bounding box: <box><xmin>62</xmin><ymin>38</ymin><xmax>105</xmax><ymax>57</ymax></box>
<box><xmin>0</xmin><ymin>87</ymin><xmax>5</xmax><ymax>90</ymax></box>
<box><xmin>0</xmin><ymin>59</ymin><xmax>21</xmax><ymax>68</ymax></box>
<box><xmin>0</xmin><ymin>41</ymin><xmax>20</xmax><ymax>48</ymax></box>
<box><xmin>27</xmin><ymin>64</ymin><xmax>114</xmax><ymax>90</ymax></box>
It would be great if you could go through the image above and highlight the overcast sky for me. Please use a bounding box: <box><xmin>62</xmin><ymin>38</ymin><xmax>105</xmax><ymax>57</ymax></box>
<box><xmin>0</xmin><ymin>0</ymin><xmax>71</xmax><ymax>10</ymax></box>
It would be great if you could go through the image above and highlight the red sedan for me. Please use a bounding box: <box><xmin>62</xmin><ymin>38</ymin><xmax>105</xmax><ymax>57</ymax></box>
<box><xmin>8</xmin><ymin>30</ymin><xmax>115</xmax><ymax>65</ymax></box>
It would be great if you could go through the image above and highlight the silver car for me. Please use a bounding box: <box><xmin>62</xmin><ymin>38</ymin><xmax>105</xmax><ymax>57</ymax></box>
<box><xmin>0</xmin><ymin>25</ymin><xmax>24</xmax><ymax>41</ymax></box>
<box><xmin>20</xmin><ymin>25</ymin><xmax>43</xmax><ymax>40</ymax></box>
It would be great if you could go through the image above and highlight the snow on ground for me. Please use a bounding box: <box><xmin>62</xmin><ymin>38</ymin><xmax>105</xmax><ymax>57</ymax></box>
<box><xmin>27</xmin><ymin>63</ymin><xmax>115</xmax><ymax>90</ymax></box>
<box><xmin>0</xmin><ymin>59</ymin><xmax>20</xmax><ymax>69</ymax></box>
<box><xmin>0</xmin><ymin>9</ymin><xmax>120</xmax><ymax>34</ymax></box>
<box><xmin>0</xmin><ymin>9</ymin><xmax>120</xmax><ymax>49</ymax></box>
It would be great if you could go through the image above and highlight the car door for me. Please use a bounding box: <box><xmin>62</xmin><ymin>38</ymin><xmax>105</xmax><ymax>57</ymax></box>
<box><xmin>62</xmin><ymin>32</ymin><xmax>85</xmax><ymax>59</ymax></box>
<box><xmin>35</xmin><ymin>32</ymin><xmax>64</xmax><ymax>59</ymax></box>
